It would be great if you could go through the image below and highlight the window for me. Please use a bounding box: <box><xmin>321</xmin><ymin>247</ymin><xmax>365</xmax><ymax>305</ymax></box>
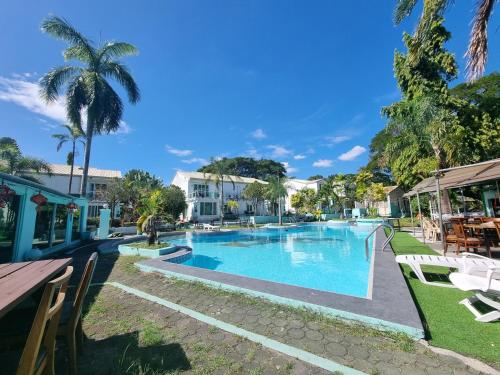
<box><xmin>193</xmin><ymin>184</ymin><xmax>209</xmax><ymax>197</ymax></box>
<box><xmin>199</xmin><ymin>202</ymin><xmax>217</xmax><ymax>216</ymax></box>
<box><xmin>53</xmin><ymin>204</ymin><xmax>68</xmax><ymax>246</ymax></box>
<box><xmin>33</xmin><ymin>203</ymin><xmax>55</xmax><ymax>249</ymax></box>
<box><xmin>0</xmin><ymin>194</ymin><xmax>20</xmax><ymax>263</ymax></box>
<box><xmin>71</xmin><ymin>207</ymin><xmax>82</xmax><ymax>241</ymax></box>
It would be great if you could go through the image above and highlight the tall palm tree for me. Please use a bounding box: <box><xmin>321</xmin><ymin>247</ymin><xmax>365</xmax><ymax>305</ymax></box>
<box><xmin>266</xmin><ymin>176</ymin><xmax>288</xmax><ymax>225</ymax></box>
<box><xmin>394</xmin><ymin>0</ymin><xmax>497</xmax><ymax>81</ymax></box>
<box><xmin>52</xmin><ymin>124</ymin><xmax>85</xmax><ymax>194</ymax></box>
<box><xmin>39</xmin><ymin>16</ymin><xmax>140</xmax><ymax>196</ymax></box>
<box><xmin>0</xmin><ymin>137</ymin><xmax>52</xmax><ymax>182</ymax></box>
<box><xmin>204</xmin><ymin>158</ymin><xmax>234</xmax><ymax>225</ymax></box>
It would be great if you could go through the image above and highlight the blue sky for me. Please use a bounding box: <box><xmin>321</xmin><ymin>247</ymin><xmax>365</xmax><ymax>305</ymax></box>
<box><xmin>0</xmin><ymin>1</ymin><xmax>498</xmax><ymax>182</ymax></box>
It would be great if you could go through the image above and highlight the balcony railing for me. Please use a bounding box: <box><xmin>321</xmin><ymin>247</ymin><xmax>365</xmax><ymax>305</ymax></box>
<box><xmin>188</xmin><ymin>191</ymin><xmax>220</xmax><ymax>199</ymax></box>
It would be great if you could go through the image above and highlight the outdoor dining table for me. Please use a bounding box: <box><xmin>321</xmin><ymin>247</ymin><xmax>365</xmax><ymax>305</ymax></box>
<box><xmin>0</xmin><ymin>258</ymin><xmax>72</xmax><ymax>319</ymax></box>
<box><xmin>463</xmin><ymin>222</ymin><xmax>497</xmax><ymax>258</ymax></box>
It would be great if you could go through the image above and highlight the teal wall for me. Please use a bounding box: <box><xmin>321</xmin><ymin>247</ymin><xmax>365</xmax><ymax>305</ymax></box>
<box><xmin>1</xmin><ymin>174</ymin><xmax>88</xmax><ymax>262</ymax></box>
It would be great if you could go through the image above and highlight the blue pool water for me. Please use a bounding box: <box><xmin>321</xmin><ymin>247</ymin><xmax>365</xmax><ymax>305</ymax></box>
<box><xmin>166</xmin><ymin>224</ymin><xmax>375</xmax><ymax>298</ymax></box>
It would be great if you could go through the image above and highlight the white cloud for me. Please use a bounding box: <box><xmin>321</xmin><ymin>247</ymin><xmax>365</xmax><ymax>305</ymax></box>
<box><xmin>181</xmin><ymin>157</ymin><xmax>208</xmax><ymax>165</ymax></box>
<box><xmin>250</xmin><ymin>128</ymin><xmax>266</xmax><ymax>139</ymax></box>
<box><xmin>312</xmin><ymin>159</ymin><xmax>333</xmax><ymax>168</ymax></box>
<box><xmin>293</xmin><ymin>154</ymin><xmax>306</xmax><ymax>160</ymax></box>
<box><xmin>326</xmin><ymin>135</ymin><xmax>351</xmax><ymax>144</ymax></box>
<box><xmin>0</xmin><ymin>75</ymin><xmax>132</xmax><ymax>135</ymax></box>
<box><xmin>266</xmin><ymin>145</ymin><xmax>292</xmax><ymax>158</ymax></box>
<box><xmin>338</xmin><ymin>145</ymin><xmax>367</xmax><ymax>161</ymax></box>
<box><xmin>0</xmin><ymin>76</ymin><xmax>67</xmax><ymax>123</ymax></box>
<box><xmin>282</xmin><ymin>162</ymin><xmax>298</xmax><ymax>174</ymax></box>
<box><xmin>246</xmin><ymin>147</ymin><xmax>262</xmax><ymax>159</ymax></box>
<box><xmin>165</xmin><ymin>145</ymin><xmax>193</xmax><ymax>157</ymax></box>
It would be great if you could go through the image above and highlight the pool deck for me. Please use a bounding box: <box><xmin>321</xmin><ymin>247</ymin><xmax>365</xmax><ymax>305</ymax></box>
<box><xmin>137</xmin><ymin>227</ymin><xmax>425</xmax><ymax>338</ymax></box>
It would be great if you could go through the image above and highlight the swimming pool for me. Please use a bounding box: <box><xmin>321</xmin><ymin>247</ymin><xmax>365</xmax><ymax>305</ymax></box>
<box><xmin>164</xmin><ymin>224</ymin><xmax>375</xmax><ymax>298</ymax></box>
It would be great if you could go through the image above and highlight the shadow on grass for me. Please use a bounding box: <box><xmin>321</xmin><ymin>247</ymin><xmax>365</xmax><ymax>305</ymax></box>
<box><xmin>79</xmin><ymin>331</ymin><xmax>191</xmax><ymax>375</ymax></box>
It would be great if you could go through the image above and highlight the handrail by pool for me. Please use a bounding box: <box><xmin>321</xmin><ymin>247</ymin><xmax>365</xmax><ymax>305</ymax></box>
<box><xmin>364</xmin><ymin>223</ymin><xmax>395</xmax><ymax>260</ymax></box>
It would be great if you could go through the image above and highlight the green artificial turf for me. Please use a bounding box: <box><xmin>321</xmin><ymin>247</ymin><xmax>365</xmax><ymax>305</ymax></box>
<box><xmin>389</xmin><ymin>232</ymin><xmax>500</xmax><ymax>365</ymax></box>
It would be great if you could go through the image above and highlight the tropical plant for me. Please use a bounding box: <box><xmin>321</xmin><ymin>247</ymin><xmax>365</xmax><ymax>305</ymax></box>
<box><xmin>226</xmin><ymin>200</ymin><xmax>238</xmax><ymax>214</ymax></box>
<box><xmin>394</xmin><ymin>0</ymin><xmax>497</xmax><ymax>81</ymax></box>
<box><xmin>203</xmin><ymin>158</ymin><xmax>234</xmax><ymax>224</ymax></box>
<box><xmin>242</xmin><ymin>181</ymin><xmax>267</xmax><ymax>215</ymax></box>
<box><xmin>199</xmin><ymin>157</ymin><xmax>286</xmax><ymax>180</ymax></box>
<box><xmin>52</xmin><ymin>124</ymin><xmax>85</xmax><ymax>193</ymax></box>
<box><xmin>290</xmin><ymin>188</ymin><xmax>316</xmax><ymax>214</ymax></box>
<box><xmin>364</xmin><ymin>183</ymin><xmax>386</xmax><ymax>209</ymax></box>
<box><xmin>40</xmin><ymin>15</ymin><xmax>140</xmax><ymax>196</ymax></box>
<box><xmin>266</xmin><ymin>176</ymin><xmax>287</xmax><ymax>225</ymax></box>
<box><xmin>0</xmin><ymin>137</ymin><xmax>52</xmax><ymax>182</ymax></box>
<box><xmin>103</xmin><ymin>178</ymin><xmax>126</xmax><ymax>221</ymax></box>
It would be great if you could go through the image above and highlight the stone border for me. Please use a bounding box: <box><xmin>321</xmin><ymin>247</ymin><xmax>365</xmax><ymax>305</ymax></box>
<box><xmin>118</xmin><ymin>243</ymin><xmax>178</xmax><ymax>258</ymax></box>
<box><xmin>137</xmin><ymin>227</ymin><xmax>425</xmax><ymax>339</ymax></box>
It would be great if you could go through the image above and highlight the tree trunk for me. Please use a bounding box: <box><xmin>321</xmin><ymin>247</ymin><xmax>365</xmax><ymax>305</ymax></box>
<box><xmin>80</xmin><ymin>121</ymin><xmax>93</xmax><ymax>197</ymax></box>
<box><xmin>432</xmin><ymin>144</ymin><xmax>452</xmax><ymax>214</ymax></box>
<box><xmin>69</xmin><ymin>140</ymin><xmax>75</xmax><ymax>194</ymax></box>
<box><xmin>220</xmin><ymin>178</ymin><xmax>224</xmax><ymax>225</ymax></box>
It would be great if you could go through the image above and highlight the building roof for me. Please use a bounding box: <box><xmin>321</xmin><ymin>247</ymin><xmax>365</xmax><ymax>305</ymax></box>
<box><xmin>287</xmin><ymin>178</ymin><xmax>323</xmax><ymax>185</ymax></box>
<box><xmin>175</xmin><ymin>171</ymin><xmax>267</xmax><ymax>184</ymax></box>
<box><xmin>0</xmin><ymin>172</ymin><xmax>76</xmax><ymax>199</ymax></box>
<box><xmin>48</xmin><ymin>164</ymin><xmax>122</xmax><ymax>178</ymax></box>
<box><xmin>404</xmin><ymin>158</ymin><xmax>500</xmax><ymax>197</ymax></box>
<box><xmin>383</xmin><ymin>185</ymin><xmax>400</xmax><ymax>194</ymax></box>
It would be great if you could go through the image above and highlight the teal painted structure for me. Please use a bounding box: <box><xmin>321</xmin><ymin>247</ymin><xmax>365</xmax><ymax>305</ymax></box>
<box><xmin>0</xmin><ymin>172</ymin><xmax>88</xmax><ymax>262</ymax></box>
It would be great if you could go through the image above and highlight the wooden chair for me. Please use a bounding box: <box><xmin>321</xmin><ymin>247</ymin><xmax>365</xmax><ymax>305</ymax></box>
<box><xmin>57</xmin><ymin>252</ymin><xmax>98</xmax><ymax>375</ymax></box>
<box><xmin>451</xmin><ymin>219</ymin><xmax>484</xmax><ymax>255</ymax></box>
<box><xmin>443</xmin><ymin>223</ymin><xmax>457</xmax><ymax>255</ymax></box>
<box><xmin>17</xmin><ymin>265</ymin><xmax>73</xmax><ymax>375</ymax></box>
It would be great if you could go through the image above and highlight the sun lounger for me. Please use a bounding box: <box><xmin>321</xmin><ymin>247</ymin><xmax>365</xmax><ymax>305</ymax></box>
<box><xmin>449</xmin><ymin>267</ymin><xmax>500</xmax><ymax>322</ymax></box>
<box><xmin>395</xmin><ymin>253</ymin><xmax>500</xmax><ymax>288</ymax></box>
<box><xmin>202</xmin><ymin>223</ymin><xmax>221</xmax><ymax>231</ymax></box>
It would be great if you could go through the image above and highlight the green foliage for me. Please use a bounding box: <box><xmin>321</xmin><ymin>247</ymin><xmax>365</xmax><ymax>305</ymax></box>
<box><xmin>226</xmin><ymin>199</ymin><xmax>238</xmax><ymax>213</ymax></box>
<box><xmin>242</xmin><ymin>181</ymin><xmax>267</xmax><ymax>214</ymax></box>
<box><xmin>0</xmin><ymin>137</ymin><xmax>52</xmax><ymax>180</ymax></box>
<box><xmin>307</xmin><ymin>174</ymin><xmax>324</xmax><ymax>180</ymax></box>
<box><xmin>290</xmin><ymin>188</ymin><xmax>316</xmax><ymax>214</ymax></box>
<box><xmin>198</xmin><ymin>157</ymin><xmax>286</xmax><ymax>180</ymax></box>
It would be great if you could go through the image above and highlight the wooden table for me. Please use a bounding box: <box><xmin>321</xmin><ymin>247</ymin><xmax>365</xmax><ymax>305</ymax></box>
<box><xmin>464</xmin><ymin>222</ymin><xmax>497</xmax><ymax>257</ymax></box>
<box><xmin>0</xmin><ymin>258</ymin><xmax>72</xmax><ymax>319</ymax></box>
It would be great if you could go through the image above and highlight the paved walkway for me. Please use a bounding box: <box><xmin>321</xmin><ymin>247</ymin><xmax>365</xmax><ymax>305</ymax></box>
<box><xmin>62</xmin><ymin>240</ymin><xmax>497</xmax><ymax>375</ymax></box>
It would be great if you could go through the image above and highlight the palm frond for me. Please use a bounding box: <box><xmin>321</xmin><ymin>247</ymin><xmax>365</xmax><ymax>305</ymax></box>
<box><xmin>17</xmin><ymin>157</ymin><xmax>53</xmax><ymax>175</ymax></box>
<box><xmin>97</xmin><ymin>42</ymin><xmax>139</xmax><ymax>61</ymax></box>
<box><xmin>465</xmin><ymin>0</ymin><xmax>495</xmax><ymax>82</ymax></box>
<box><xmin>394</xmin><ymin>0</ymin><xmax>419</xmax><ymax>24</ymax></box>
<box><xmin>91</xmin><ymin>77</ymin><xmax>123</xmax><ymax>134</ymax></box>
<box><xmin>51</xmin><ymin>134</ymin><xmax>68</xmax><ymax>151</ymax></box>
<box><xmin>63</xmin><ymin>45</ymin><xmax>94</xmax><ymax>63</ymax></box>
<box><xmin>101</xmin><ymin>61</ymin><xmax>140</xmax><ymax>103</ymax></box>
<box><xmin>41</xmin><ymin>16</ymin><xmax>95</xmax><ymax>59</ymax></box>
<box><xmin>65</xmin><ymin>75</ymin><xmax>88</xmax><ymax>126</ymax></box>
<box><xmin>39</xmin><ymin>66</ymin><xmax>79</xmax><ymax>102</ymax></box>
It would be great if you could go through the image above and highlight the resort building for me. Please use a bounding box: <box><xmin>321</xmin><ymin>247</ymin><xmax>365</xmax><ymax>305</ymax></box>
<box><xmin>171</xmin><ymin>171</ymin><xmax>268</xmax><ymax>222</ymax></box>
<box><xmin>374</xmin><ymin>185</ymin><xmax>408</xmax><ymax>217</ymax></box>
<box><xmin>284</xmin><ymin>178</ymin><xmax>324</xmax><ymax>213</ymax></box>
<box><xmin>0</xmin><ymin>172</ymin><xmax>88</xmax><ymax>263</ymax></box>
<box><xmin>30</xmin><ymin>164</ymin><xmax>122</xmax><ymax>218</ymax></box>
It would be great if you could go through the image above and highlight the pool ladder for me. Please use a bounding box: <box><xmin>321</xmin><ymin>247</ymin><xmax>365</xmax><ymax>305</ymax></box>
<box><xmin>364</xmin><ymin>223</ymin><xmax>395</xmax><ymax>260</ymax></box>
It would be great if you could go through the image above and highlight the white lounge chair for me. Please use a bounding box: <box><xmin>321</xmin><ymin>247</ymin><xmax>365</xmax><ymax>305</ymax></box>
<box><xmin>395</xmin><ymin>253</ymin><xmax>500</xmax><ymax>288</ymax></box>
<box><xmin>202</xmin><ymin>223</ymin><xmax>220</xmax><ymax>232</ymax></box>
<box><xmin>449</xmin><ymin>267</ymin><xmax>500</xmax><ymax>322</ymax></box>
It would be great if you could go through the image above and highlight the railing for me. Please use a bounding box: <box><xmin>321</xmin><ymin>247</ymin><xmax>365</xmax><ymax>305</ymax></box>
<box><xmin>364</xmin><ymin>223</ymin><xmax>395</xmax><ymax>260</ymax></box>
<box><xmin>188</xmin><ymin>192</ymin><xmax>220</xmax><ymax>199</ymax></box>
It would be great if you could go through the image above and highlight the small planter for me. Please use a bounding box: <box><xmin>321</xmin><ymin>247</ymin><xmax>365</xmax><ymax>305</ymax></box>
<box><xmin>118</xmin><ymin>242</ymin><xmax>177</xmax><ymax>258</ymax></box>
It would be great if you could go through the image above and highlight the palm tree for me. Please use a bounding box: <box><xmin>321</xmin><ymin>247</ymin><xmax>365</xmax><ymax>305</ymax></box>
<box><xmin>52</xmin><ymin>124</ymin><xmax>85</xmax><ymax>194</ymax></box>
<box><xmin>394</xmin><ymin>0</ymin><xmax>497</xmax><ymax>81</ymax></box>
<box><xmin>39</xmin><ymin>16</ymin><xmax>140</xmax><ymax>196</ymax></box>
<box><xmin>0</xmin><ymin>137</ymin><xmax>52</xmax><ymax>182</ymax></box>
<box><xmin>204</xmin><ymin>158</ymin><xmax>234</xmax><ymax>225</ymax></box>
<box><xmin>266</xmin><ymin>176</ymin><xmax>288</xmax><ymax>225</ymax></box>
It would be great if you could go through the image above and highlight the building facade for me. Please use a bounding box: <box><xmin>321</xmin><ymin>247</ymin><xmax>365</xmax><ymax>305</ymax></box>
<box><xmin>171</xmin><ymin>171</ymin><xmax>268</xmax><ymax>222</ymax></box>
<box><xmin>283</xmin><ymin>178</ymin><xmax>324</xmax><ymax>213</ymax></box>
<box><xmin>0</xmin><ymin>172</ymin><xmax>88</xmax><ymax>263</ymax></box>
<box><xmin>32</xmin><ymin>164</ymin><xmax>122</xmax><ymax>218</ymax></box>
<box><xmin>375</xmin><ymin>185</ymin><xmax>408</xmax><ymax>217</ymax></box>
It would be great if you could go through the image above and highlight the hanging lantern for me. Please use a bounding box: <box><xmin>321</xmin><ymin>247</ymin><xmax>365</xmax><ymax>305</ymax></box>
<box><xmin>0</xmin><ymin>184</ymin><xmax>15</xmax><ymax>201</ymax></box>
<box><xmin>30</xmin><ymin>192</ymin><xmax>48</xmax><ymax>207</ymax></box>
<box><xmin>67</xmin><ymin>201</ymin><xmax>77</xmax><ymax>213</ymax></box>
<box><xmin>0</xmin><ymin>200</ymin><xmax>6</xmax><ymax>209</ymax></box>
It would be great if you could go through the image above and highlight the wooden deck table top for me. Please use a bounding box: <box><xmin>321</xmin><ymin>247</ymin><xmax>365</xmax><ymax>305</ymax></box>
<box><xmin>464</xmin><ymin>222</ymin><xmax>496</xmax><ymax>230</ymax></box>
<box><xmin>0</xmin><ymin>258</ymin><xmax>72</xmax><ymax>319</ymax></box>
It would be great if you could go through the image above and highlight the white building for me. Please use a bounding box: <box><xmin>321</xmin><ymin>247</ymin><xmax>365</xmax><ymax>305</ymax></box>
<box><xmin>32</xmin><ymin>164</ymin><xmax>122</xmax><ymax>218</ymax></box>
<box><xmin>284</xmin><ymin>178</ymin><xmax>324</xmax><ymax>213</ymax></box>
<box><xmin>171</xmin><ymin>171</ymin><xmax>268</xmax><ymax>222</ymax></box>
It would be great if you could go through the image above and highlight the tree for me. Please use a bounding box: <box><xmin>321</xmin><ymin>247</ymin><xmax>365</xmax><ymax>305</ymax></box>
<box><xmin>226</xmin><ymin>200</ymin><xmax>239</xmax><ymax>214</ymax></box>
<box><xmin>203</xmin><ymin>158</ymin><xmax>234</xmax><ymax>224</ymax></box>
<box><xmin>266</xmin><ymin>176</ymin><xmax>288</xmax><ymax>225</ymax></box>
<box><xmin>0</xmin><ymin>137</ymin><xmax>52</xmax><ymax>182</ymax></box>
<box><xmin>103</xmin><ymin>178</ymin><xmax>126</xmax><ymax>221</ymax></box>
<box><xmin>307</xmin><ymin>174</ymin><xmax>324</xmax><ymax>181</ymax></box>
<box><xmin>40</xmin><ymin>16</ymin><xmax>140</xmax><ymax>196</ymax></box>
<box><xmin>242</xmin><ymin>181</ymin><xmax>267</xmax><ymax>215</ymax></box>
<box><xmin>394</xmin><ymin>0</ymin><xmax>497</xmax><ymax>81</ymax></box>
<box><xmin>161</xmin><ymin>185</ymin><xmax>187</xmax><ymax>220</ymax></box>
<box><xmin>316</xmin><ymin>179</ymin><xmax>342</xmax><ymax>213</ymax></box>
<box><xmin>52</xmin><ymin>124</ymin><xmax>85</xmax><ymax>193</ymax></box>
<box><xmin>198</xmin><ymin>157</ymin><xmax>286</xmax><ymax>180</ymax></box>
<box><xmin>290</xmin><ymin>188</ymin><xmax>316</xmax><ymax>214</ymax></box>
<box><xmin>364</xmin><ymin>183</ymin><xmax>386</xmax><ymax>209</ymax></box>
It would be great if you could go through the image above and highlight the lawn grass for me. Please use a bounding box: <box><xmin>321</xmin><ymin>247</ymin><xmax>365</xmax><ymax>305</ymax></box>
<box><xmin>127</xmin><ymin>241</ymin><xmax>171</xmax><ymax>249</ymax></box>
<box><xmin>389</xmin><ymin>231</ymin><xmax>500</xmax><ymax>365</ymax></box>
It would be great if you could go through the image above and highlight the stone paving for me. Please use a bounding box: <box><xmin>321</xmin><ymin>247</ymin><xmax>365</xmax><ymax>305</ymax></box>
<box><xmin>87</xmin><ymin>254</ymin><xmax>496</xmax><ymax>375</ymax></box>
